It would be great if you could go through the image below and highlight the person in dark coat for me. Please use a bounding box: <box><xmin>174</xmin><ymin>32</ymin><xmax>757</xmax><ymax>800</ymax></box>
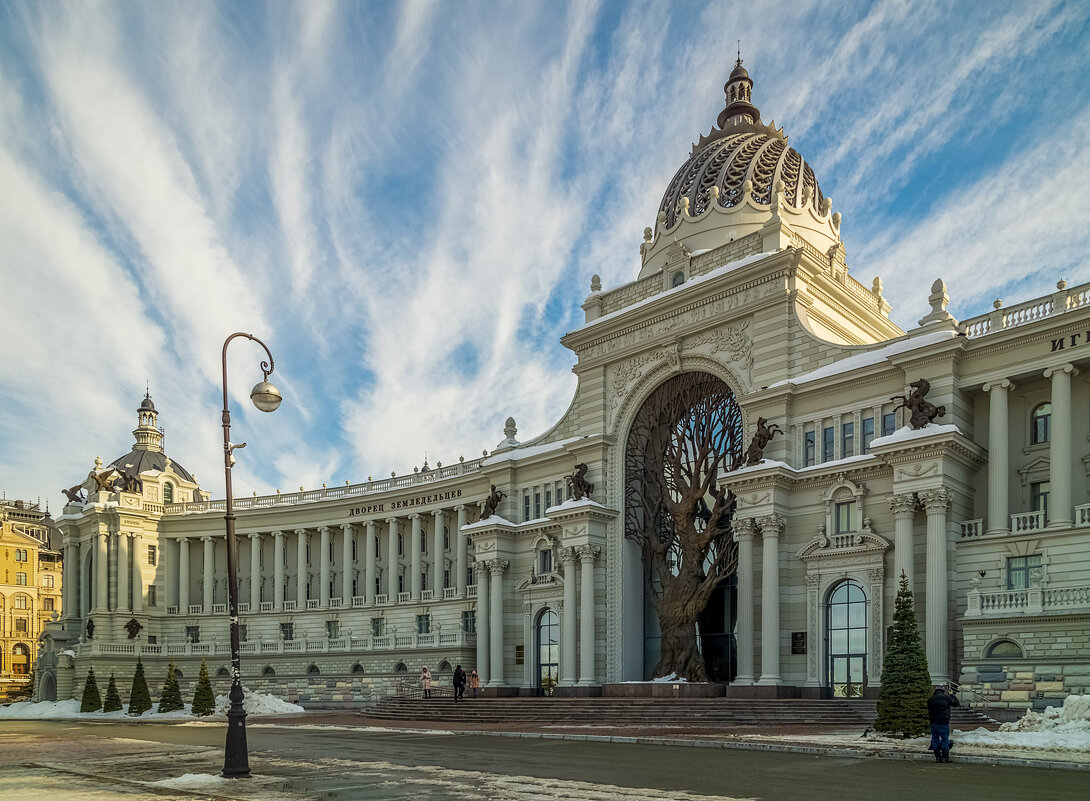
<box><xmin>453</xmin><ymin>665</ymin><xmax>466</xmax><ymax>702</ymax></box>
<box><xmin>927</xmin><ymin>686</ymin><xmax>960</xmax><ymax>762</ymax></box>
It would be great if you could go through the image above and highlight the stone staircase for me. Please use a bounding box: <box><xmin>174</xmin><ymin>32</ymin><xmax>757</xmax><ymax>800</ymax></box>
<box><xmin>367</xmin><ymin>696</ymin><xmax>1000</xmax><ymax>730</ymax></box>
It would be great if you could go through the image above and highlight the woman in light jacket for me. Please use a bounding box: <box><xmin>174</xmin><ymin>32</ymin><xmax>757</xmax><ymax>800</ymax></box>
<box><xmin>420</xmin><ymin>666</ymin><xmax>432</xmax><ymax>699</ymax></box>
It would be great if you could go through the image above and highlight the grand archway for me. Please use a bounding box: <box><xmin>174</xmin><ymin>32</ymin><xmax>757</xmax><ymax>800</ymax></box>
<box><xmin>624</xmin><ymin>371</ymin><xmax>744</xmax><ymax>682</ymax></box>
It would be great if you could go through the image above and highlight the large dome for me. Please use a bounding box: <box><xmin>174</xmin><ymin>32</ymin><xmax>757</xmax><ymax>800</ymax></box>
<box><xmin>658</xmin><ymin>131</ymin><xmax>825</xmax><ymax>228</ymax></box>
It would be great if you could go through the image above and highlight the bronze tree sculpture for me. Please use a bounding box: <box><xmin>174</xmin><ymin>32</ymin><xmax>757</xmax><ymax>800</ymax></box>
<box><xmin>625</xmin><ymin>372</ymin><xmax>742</xmax><ymax>682</ymax></box>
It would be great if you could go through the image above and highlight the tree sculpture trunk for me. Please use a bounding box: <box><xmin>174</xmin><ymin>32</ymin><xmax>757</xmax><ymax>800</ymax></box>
<box><xmin>625</xmin><ymin>372</ymin><xmax>743</xmax><ymax>683</ymax></box>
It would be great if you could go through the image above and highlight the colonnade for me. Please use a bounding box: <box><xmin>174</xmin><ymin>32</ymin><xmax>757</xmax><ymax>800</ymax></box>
<box><xmin>65</xmin><ymin>529</ymin><xmax>149</xmax><ymax>619</ymax></box>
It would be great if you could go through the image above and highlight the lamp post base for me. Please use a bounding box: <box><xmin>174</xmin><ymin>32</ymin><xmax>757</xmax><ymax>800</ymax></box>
<box><xmin>221</xmin><ymin>679</ymin><xmax>251</xmax><ymax>778</ymax></box>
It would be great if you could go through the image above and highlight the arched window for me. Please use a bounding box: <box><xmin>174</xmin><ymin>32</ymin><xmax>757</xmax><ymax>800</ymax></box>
<box><xmin>985</xmin><ymin>639</ymin><xmax>1023</xmax><ymax>659</ymax></box>
<box><xmin>351</xmin><ymin>663</ymin><xmax>365</xmax><ymax>674</ymax></box>
<box><xmin>262</xmin><ymin>666</ymin><xmax>276</xmax><ymax>676</ymax></box>
<box><xmin>672</xmin><ymin>271</ymin><xmax>685</xmax><ymax>287</ymax></box>
<box><xmin>537</xmin><ymin>609</ymin><xmax>559</xmax><ymax>696</ymax></box>
<box><xmin>163</xmin><ymin>483</ymin><xmax>174</xmax><ymax>504</ymax></box>
<box><xmin>173</xmin><ymin>668</ymin><xmax>183</xmax><ymax>679</ymax></box>
<box><xmin>216</xmin><ymin>667</ymin><xmax>230</xmax><ymax>678</ymax></box>
<box><xmin>1031</xmin><ymin>403</ymin><xmax>1051</xmax><ymax>444</ymax></box>
<box><xmin>394</xmin><ymin>662</ymin><xmax>407</xmax><ymax>673</ymax></box>
<box><xmin>827</xmin><ymin>580</ymin><xmax>867</xmax><ymax>698</ymax></box>
<box><xmin>437</xmin><ymin>660</ymin><xmax>452</xmax><ymax>673</ymax></box>
<box><xmin>306</xmin><ymin>664</ymin><xmax>321</xmax><ymax>675</ymax></box>
<box><xmin>11</xmin><ymin>643</ymin><xmax>30</xmax><ymax>675</ymax></box>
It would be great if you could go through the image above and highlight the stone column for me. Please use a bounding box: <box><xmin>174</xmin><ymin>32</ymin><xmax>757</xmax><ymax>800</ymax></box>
<box><xmin>386</xmin><ymin>518</ymin><xmax>399</xmax><ymax>598</ymax></box>
<box><xmin>1045</xmin><ymin>364</ymin><xmax>1078</xmax><ymax>527</ymax></box>
<box><xmin>364</xmin><ymin>522</ymin><xmax>376</xmax><ymax>603</ymax></box>
<box><xmin>177</xmin><ymin>537</ymin><xmax>190</xmax><ymax>613</ymax></box>
<box><xmin>117</xmin><ymin>531</ymin><xmax>130</xmax><ymax>613</ymax></box>
<box><xmin>295</xmin><ymin>528</ymin><xmax>307</xmax><ymax>605</ymax></box>
<box><xmin>475</xmin><ymin>561</ymin><xmax>490</xmax><ymax>685</ymax></box>
<box><xmin>734</xmin><ymin>519</ymin><xmax>756</xmax><ymax>685</ymax></box>
<box><xmin>559</xmin><ymin>547</ymin><xmax>577</xmax><ymax>687</ymax></box>
<box><xmin>488</xmin><ymin>559</ymin><xmax>509</xmax><ymax>686</ymax></box>
<box><xmin>63</xmin><ymin>541</ymin><xmax>77</xmax><ymax>621</ymax></box>
<box><xmin>319</xmin><ymin>526</ymin><xmax>331</xmax><ymax>607</ymax></box>
<box><xmin>248</xmin><ymin>533</ymin><xmax>261</xmax><ymax>608</ymax></box>
<box><xmin>756</xmin><ymin>514</ymin><xmax>784</xmax><ymax>685</ymax></box>
<box><xmin>889</xmin><ymin>494</ymin><xmax>918</xmax><ymax>590</ymax></box>
<box><xmin>983</xmin><ymin>379</ymin><xmax>1012</xmax><ymax>534</ymax></box>
<box><xmin>455</xmin><ymin>505</ymin><xmax>468</xmax><ymax>597</ymax></box>
<box><xmin>920</xmin><ymin>488</ymin><xmax>951</xmax><ymax>684</ymax></box>
<box><xmin>341</xmin><ymin>523</ymin><xmax>353</xmax><ymax>601</ymax></box>
<box><xmin>433</xmin><ymin>509</ymin><xmax>445</xmax><ymax>592</ymax></box>
<box><xmin>577</xmin><ymin>545</ymin><xmax>600</xmax><ymax>685</ymax></box>
<box><xmin>96</xmin><ymin>529</ymin><xmax>110</xmax><ymax>612</ymax></box>
<box><xmin>273</xmin><ymin>530</ymin><xmax>285</xmax><ymax>610</ymax></box>
<box><xmin>410</xmin><ymin>514</ymin><xmax>422</xmax><ymax>600</ymax></box>
<box><xmin>202</xmin><ymin>536</ymin><xmax>214</xmax><ymax>612</ymax></box>
<box><xmin>131</xmin><ymin>535</ymin><xmax>143</xmax><ymax>613</ymax></box>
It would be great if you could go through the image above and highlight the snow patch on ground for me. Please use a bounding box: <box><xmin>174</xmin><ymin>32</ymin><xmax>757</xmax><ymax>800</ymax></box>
<box><xmin>0</xmin><ymin>691</ymin><xmax>303</xmax><ymax>720</ymax></box>
<box><xmin>150</xmin><ymin>773</ymin><xmax>230</xmax><ymax>789</ymax></box>
<box><xmin>956</xmin><ymin>695</ymin><xmax>1090</xmax><ymax>752</ymax></box>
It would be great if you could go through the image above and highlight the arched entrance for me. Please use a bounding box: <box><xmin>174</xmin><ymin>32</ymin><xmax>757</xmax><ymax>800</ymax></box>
<box><xmin>40</xmin><ymin>671</ymin><xmax>57</xmax><ymax>702</ymax></box>
<box><xmin>536</xmin><ymin>609</ymin><xmax>559</xmax><ymax>696</ymax></box>
<box><xmin>624</xmin><ymin>371</ymin><xmax>743</xmax><ymax>681</ymax></box>
<box><xmin>826</xmin><ymin>580</ymin><xmax>867</xmax><ymax>697</ymax></box>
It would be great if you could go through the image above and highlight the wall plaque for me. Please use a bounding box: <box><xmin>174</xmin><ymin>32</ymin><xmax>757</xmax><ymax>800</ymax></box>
<box><xmin>792</xmin><ymin>631</ymin><xmax>807</xmax><ymax>654</ymax></box>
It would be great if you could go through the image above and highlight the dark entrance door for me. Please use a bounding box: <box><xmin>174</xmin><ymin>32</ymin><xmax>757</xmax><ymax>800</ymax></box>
<box><xmin>697</xmin><ymin>574</ymin><xmax>737</xmax><ymax>682</ymax></box>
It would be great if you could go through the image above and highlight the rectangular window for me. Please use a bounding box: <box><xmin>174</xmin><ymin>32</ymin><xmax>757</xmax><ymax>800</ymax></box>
<box><xmin>398</xmin><ymin>574</ymin><xmax>404</xmax><ymax>593</ymax></box>
<box><xmin>1031</xmin><ymin>481</ymin><xmax>1051</xmax><ymax>520</ymax></box>
<box><xmin>44</xmin><ymin>597</ymin><xmax>54</xmax><ymax>611</ymax></box>
<box><xmin>147</xmin><ymin>635</ymin><xmax>157</xmax><ymax>645</ymax></box>
<box><xmin>330</xmin><ymin>540</ymin><xmax>336</xmax><ymax>561</ymax></box>
<box><xmin>238</xmin><ymin>624</ymin><xmax>247</xmax><ymax>642</ymax></box>
<box><xmin>372</xmin><ymin>617</ymin><xmax>386</xmax><ymax>637</ymax></box>
<box><xmin>421</xmin><ymin>531</ymin><xmax>427</xmax><ymax>553</ymax></box>
<box><xmin>16</xmin><ymin>572</ymin><xmax>27</xmax><ymax>585</ymax></box>
<box><xmin>467</xmin><ymin>565</ymin><xmax>475</xmax><ymax>587</ymax></box>
<box><xmin>539</xmin><ymin>549</ymin><xmax>552</xmax><ymax>574</ymax></box>
<box><xmin>841</xmin><ymin>422</ymin><xmax>855</xmax><ymax>458</ymax></box>
<box><xmin>1007</xmin><ymin>555</ymin><xmax>1043</xmax><ymax>590</ymax></box>
<box><xmin>882</xmin><ymin>412</ymin><xmax>896</xmax><ymax>437</ymax></box>
<box><xmin>804</xmin><ymin>430</ymin><xmax>816</xmax><ymax>467</ymax></box>
<box><xmin>306</xmin><ymin>542</ymin><xmax>311</xmax><ymax>563</ymax></box>
<box><xmin>280</xmin><ymin>622</ymin><xmax>294</xmax><ymax>641</ymax></box>
<box><xmin>326</xmin><ymin>620</ymin><xmax>339</xmax><ymax>640</ymax></box>
<box><xmin>147</xmin><ymin>545</ymin><xmax>157</xmax><ymax>565</ymax></box>
<box><xmin>15</xmin><ymin>595</ymin><xmax>28</xmax><ymax>609</ymax></box>
<box><xmin>397</xmin><ymin>534</ymin><xmax>403</xmax><ymax>556</ymax></box>
<box><xmin>534</xmin><ymin>492</ymin><xmax>542</xmax><ymax>519</ymax></box>
<box><xmin>443</xmin><ymin>526</ymin><xmax>450</xmax><ymax>550</ymax></box>
<box><xmin>443</xmin><ymin>569</ymin><xmax>450</xmax><ymax>589</ymax></box>
<box><xmin>352</xmin><ymin>536</ymin><xmax>357</xmax><ymax>560</ymax></box>
<box><xmin>834</xmin><ymin>502</ymin><xmax>853</xmax><ymax>534</ymax></box>
<box><xmin>43</xmin><ymin>574</ymin><xmax>54</xmax><ymax>588</ymax></box>
<box><xmin>147</xmin><ymin>585</ymin><xmax>157</xmax><ymax>607</ymax></box>
<box><xmin>862</xmin><ymin>418</ymin><xmax>875</xmax><ymax>453</ymax></box>
<box><xmin>416</xmin><ymin>614</ymin><xmax>431</xmax><ymax>634</ymax></box>
<box><xmin>545</xmin><ymin>490</ymin><xmax>552</xmax><ymax>509</ymax></box>
<box><xmin>524</xmin><ymin>494</ymin><xmax>531</xmax><ymax>522</ymax></box>
<box><xmin>185</xmin><ymin>625</ymin><xmax>200</xmax><ymax>644</ymax></box>
<box><xmin>462</xmin><ymin>610</ymin><xmax>476</xmax><ymax>634</ymax></box>
<box><xmin>15</xmin><ymin>618</ymin><xmax>27</xmax><ymax>632</ymax></box>
<box><xmin>822</xmin><ymin>427</ymin><xmax>834</xmax><ymax>462</ymax></box>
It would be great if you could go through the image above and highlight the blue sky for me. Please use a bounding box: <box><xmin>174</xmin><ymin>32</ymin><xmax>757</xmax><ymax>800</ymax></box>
<box><xmin>1</xmin><ymin>0</ymin><xmax>1088</xmax><ymax>506</ymax></box>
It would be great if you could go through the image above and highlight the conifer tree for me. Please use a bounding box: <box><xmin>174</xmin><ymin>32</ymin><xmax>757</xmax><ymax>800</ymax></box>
<box><xmin>103</xmin><ymin>673</ymin><xmax>123</xmax><ymax>712</ymax></box>
<box><xmin>875</xmin><ymin>571</ymin><xmax>933</xmax><ymax>737</ymax></box>
<box><xmin>191</xmin><ymin>658</ymin><xmax>216</xmax><ymax>717</ymax></box>
<box><xmin>80</xmin><ymin>667</ymin><xmax>102</xmax><ymax>712</ymax></box>
<box><xmin>157</xmin><ymin>661</ymin><xmax>184</xmax><ymax>713</ymax></box>
<box><xmin>128</xmin><ymin>658</ymin><xmax>152</xmax><ymax>716</ymax></box>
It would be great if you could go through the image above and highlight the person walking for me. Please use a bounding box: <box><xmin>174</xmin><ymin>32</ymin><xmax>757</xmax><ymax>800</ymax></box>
<box><xmin>420</xmin><ymin>666</ymin><xmax>432</xmax><ymax>699</ymax></box>
<box><xmin>927</xmin><ymin>686</ymin><xmax>960</xmax><ymax>762</ymax></box>
<box><xmin>468</xmin><ymin>668</ymin><xmax>480</xmax><ymax>699</ymax></box>
<box><xmin>453</xmin><ymin>664</ymin><xmax>466</xmax><ymax>702</ymax></box>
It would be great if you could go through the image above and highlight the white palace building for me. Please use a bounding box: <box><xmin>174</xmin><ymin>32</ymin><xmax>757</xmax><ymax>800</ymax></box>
<box><xmin>37</xmin><ymin>62</ymin><xmax>1090</xmax><ymax>713</ymax></box>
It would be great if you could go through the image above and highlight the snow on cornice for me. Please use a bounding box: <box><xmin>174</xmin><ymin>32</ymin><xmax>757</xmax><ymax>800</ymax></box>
<box><xmin>868</xmin><ymin>423</ymin><xmax>961</xmax><ymax>448</ymax></box>
<box><xmin>462</xmin><ymin>514</ymin><xmax>516</xmax><ymax>531</ymax></box>
<box><xmin>481</xmin><ymin>436</ymin><xmax>583</xmax><ymax>467</ymax></box>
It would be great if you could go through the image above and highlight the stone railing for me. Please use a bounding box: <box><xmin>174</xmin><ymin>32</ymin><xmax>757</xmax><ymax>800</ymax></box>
<box><xmin>1011</xmin><ymin>510</ymin><xmax>1047</xmax><ymax>533</ymax></box>
<box><xmin>960</xmin><ymin>280</ymin><xmax>1090</xmax><ymax>338</ymax></box>
<box><xmin>162</xmin><ymin>457</ymin><xmax>484</xmax><ymax>516</ymax></box>
<box><xmin>966</xmin><ymin>584</ymin><xmax>1090</xmax><ymax>617</ymax></box>
<box><xmin>960</xmin><ymin>519</ymin><xmax>984</xmax><ymax>538</ymax></box>
<box><xmin>166</xmin><ymin>588</ymin><xmax>478</xmax><ymax>615</ymax></box>
<box><xmin>1076</xmin><ymin>503</ymin><xmax>1090</xmax><ymax>528</ymax></box>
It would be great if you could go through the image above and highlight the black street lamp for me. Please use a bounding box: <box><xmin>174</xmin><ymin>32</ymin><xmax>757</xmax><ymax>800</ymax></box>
<box><xmin>220</xmin><ymin>332</ymin><xmax>282</xmax><ymax>778</ymax></box>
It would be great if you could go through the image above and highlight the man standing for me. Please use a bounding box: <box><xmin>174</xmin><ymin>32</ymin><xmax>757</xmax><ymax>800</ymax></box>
<box><xmin>453</xmin><ymin>664</ymin><xmax>466</xmax><ymax>702</ymax></box>
<box><xmin>927</xmin><ymin>686</ymin><xmax>960</xmax><ymax>762</ymax></box>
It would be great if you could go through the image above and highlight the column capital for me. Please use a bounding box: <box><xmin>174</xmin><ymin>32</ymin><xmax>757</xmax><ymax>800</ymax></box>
<box><xmin>273</xmin><ymin>530</ymin><xmax>284</xmax><ymax>539</ymax></box>
<box><xmin>319</xmin><ymin>525</ymin><xmax>330</xmax><ymax>534</ymax></box>
<box><xmin>294</xmin><ymin>528</ymin><xmax>307</xmax><ymax>536</ymax></box>
<box><xmin>473</xmin><ymin>560</ymin><xmax>489</xmax><ymax>578</ymax></box>
<box><xmin>247</xmin><ymin>532</ymin><xmax>262</xmax><ymax>540</ymax></box>
<box><xmin>177</xmin><ymin>536</ymin><xmax>189</xmax><ymax>544</ymax></box>
<box><xmin>200</xmin><ymin>535</ymin><xmax>213</xmax><ymax>542</ymax></box>
<box><xmin>733</xmin><ymin>517</ymin><xmax>757</xmax><ymax>541</ymax></box>
<box><xmin>1044</xmin><ymin>363</ymin><xmax>1079</xmax><ymax>379</ymax></box>
<box><xmin>576</xmin><ymin>544</ymin><xmax>601</xmax><ymax>562</ymax></box>
<box><xmin>559</xmin><ymin>545</ymin><xmax>579</xmax><ymax>564</ymax></box>
<box><xmin>918</xmin><ymin>487</ymin><xmax>951</xmax><ymax>513</ymax></box>
<box><xmin>454</xmin><ymin>504</ymin><xmax>466</xmax><ymax>512</ymax></box>
<box><xmin>341</xmin><ymin>522</ymin><xmax>353</xmax><ymax>532</ymax></box>
<box><xmin>888</xmin><ymin>493</ymin><xmax>918</xmax><ymax>517</ymax></box>
<box><xmin>485</xmin><ymin>558</ymin><xmax>510</xmax><ymax>575</ymax></box>
<box><xmin>385</xmin><ymin>517</ymin><xmax>398</xmax><ymax>525</ymax></box>
<box><xmin>757</xmin><ymin>513</ymin><xmax>785</xmax><ymax>537</ymax></box>
<box><xmin>365</xmin><ymin>520</ymin><xmax>376</xmax><ymax>531</ymax></box>
<box><xmin>433</xmin><ymin>508</ymin><xmax>444</xmax><ymax>518</ymax></box>
<box><xmin>982</xmin><ymin>378</ymin><xmax>1014</xmax><ymax>393</ymax></box>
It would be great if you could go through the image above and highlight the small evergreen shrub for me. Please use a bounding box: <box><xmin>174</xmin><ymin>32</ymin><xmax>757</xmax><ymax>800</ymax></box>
<box><xmin>875</xmin><ymin>571</ymin><xmax>933</xmax><ymax>737</ymax></box>
<box><xmin>128</xmin><ymin>658</ymin><xmax>152</xmax><ymax>716</ymax></box>
<box><xmin>80</xmin><ymin>667</ymin><xmax>102</xmax><ymax>712</ymax></box>
<box><xmin>103</xmin><ymin>673</ymin><xmax>123</xmax><ymax>712</ymax></box>
<box><xmin>191</xmin><ymin>659</ymin><xmax>216</xmax><ymax>717</ymax></box>
<box><xmin>157</xmin><ymin>661</ymin><xmax>184</xmax><ymax>713</ymax></box>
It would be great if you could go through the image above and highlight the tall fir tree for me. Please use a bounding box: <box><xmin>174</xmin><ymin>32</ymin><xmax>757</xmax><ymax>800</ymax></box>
<box><xmin>128</xmin><ymin>658</ymin><xmax>152</xmax><ymax>716</ymax></box>
<box><xmin>103</xmin><ymin>673</ymin><xmax>123</xmax><ymax>712</ymax></box>
<box><xmin>191</xmin><ymin>658</ymin><xmax>216</xmax><ymax>717</ymax></box>
<box><xmin>157</xmin><ymin>661</ymin><xmax>185</xmax><ymax>713</ymax></box>
<box><xmin>80</xmin><ymin>667</ymin><xmax>102</xmax><ymax>713</ymax></box>
<box><xmin>875</xmin><ymin>571</ymin><xmax>934</xmax><ymax>737</ymax></box>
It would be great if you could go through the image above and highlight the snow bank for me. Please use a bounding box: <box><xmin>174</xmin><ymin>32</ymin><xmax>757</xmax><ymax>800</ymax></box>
<box><xmin>956</xmin><ymin>695</ymin><xmax>1090</xmax><ymax>752</ymax></box>
<box><xmin>0</xmin><ymin>691</ymin><xmax>303</xmax><ymax>720</ymax></box>
<box><xmin>151</xmin><ymin>773</ymin><xmax>230</xmax><ymax>789</ymax></box>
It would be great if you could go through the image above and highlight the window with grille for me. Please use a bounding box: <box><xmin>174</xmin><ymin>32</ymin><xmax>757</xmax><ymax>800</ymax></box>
<box><xmin>148</xmin><ymin>544</ymin><xmax>157</xmax><ymax>565</ymax></box>
<box><xmin>1007</xmin><ymin>555</ymin><xmax>1043</xmax><ymax>590</ymax></box>
<box><xmin>1031</xmin><ymin>403</ymin><xmax>1051</xmax><ymax>444</ymax></box>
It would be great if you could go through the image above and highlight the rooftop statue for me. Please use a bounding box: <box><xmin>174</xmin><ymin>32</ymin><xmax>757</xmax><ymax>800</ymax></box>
<box><xmin>892</xmin><ymin>378</ymin><xmax>946</xmax><ymax>430</ymax></box>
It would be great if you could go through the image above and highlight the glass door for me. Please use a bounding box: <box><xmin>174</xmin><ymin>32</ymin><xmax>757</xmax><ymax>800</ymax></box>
<box><xmin>537</xmin><ymin>609</ymin><xmax>559</xmax><ymax>696</ymax></box>
<box><xmin>827</xmin><ymin>581</ymin><xmax>867</xmax><ymax>698</ymax></box>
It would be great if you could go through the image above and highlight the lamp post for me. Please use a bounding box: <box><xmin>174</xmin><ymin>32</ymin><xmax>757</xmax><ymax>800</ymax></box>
<box><xmin>220</xmin><ymin>332</ymin><xmax>282</xmax><ymax>778</ymax></box>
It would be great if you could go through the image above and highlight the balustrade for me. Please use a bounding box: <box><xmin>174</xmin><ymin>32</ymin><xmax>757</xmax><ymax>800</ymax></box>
<box><xmin>306</xmin><ymin>599</ymin><xmax>320</xmax><ymax>609</ymax></box>
<box><xmin>1011</xmin><ymin>510</ymin><xmax>1047</xmax><ymax>533</ymax></box>
<box><xmin>212</xmin><ymin>603</ymin><xmax>227</xmax><ymax>614</ymax></box>
<box><xmin>1076</xmin><ymin>503</ymin><xmax>1090</xmax><ymax>528</ymax></box>
<box><xmin>283</xmin><ymin>600</ymin><xmax>297</xmax><ymax>611</ymax></box>
<box><xmin>397</xmin><ymin>592</ymin><xmax>411</xmax><ymax>603</ymax></box>
<box><xmin>442</xmin><ymin>587</ymin><xmax>458</xmax><ymax>599</ymax></box>
<box><xmin>967</xmin><ymin>584</ymin><xmax>1090</xmax><ymax>617</ymax></box>
<box><xmin>187</xmin><ymin>604</ymin><xmax>203</xmax><ymax>615</ymax></box>
<box><xmin>960</xmin><ymin>519</ymin><xmax>984</xmax><ymax>538</ymax></box>
<box><xmin>421</xmin><ymin>590</ymin><xmax>435</xmax><ymax>601</ymax></box>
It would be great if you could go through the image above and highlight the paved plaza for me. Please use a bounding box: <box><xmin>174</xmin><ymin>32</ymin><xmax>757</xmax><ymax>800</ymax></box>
<box><xmin>1</xmin><ymin>718</ymin><xmax>1085</xmax><ymax>801</ymax></box>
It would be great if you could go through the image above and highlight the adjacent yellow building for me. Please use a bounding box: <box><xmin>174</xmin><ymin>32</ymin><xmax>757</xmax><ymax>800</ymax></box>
<box><xmin>1</xmin><ymin>498</ymin><xmax>62</xmax><ymax>700</ymax></box>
